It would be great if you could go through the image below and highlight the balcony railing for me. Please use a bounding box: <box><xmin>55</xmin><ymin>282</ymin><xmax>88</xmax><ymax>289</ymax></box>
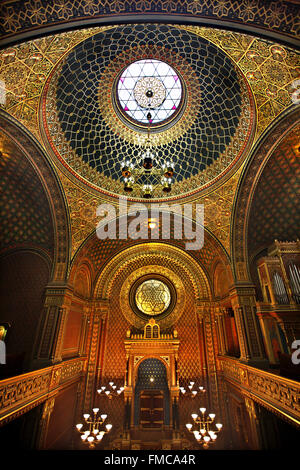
<box><xmin>219</xmin><ymin>356</ymin><xmax>300</xmax><ymax>426</ymax></box>
<box><xmin>0</xmin><ymin>357</ymin><xmax>85</xmax><ymax>426</ymax></box>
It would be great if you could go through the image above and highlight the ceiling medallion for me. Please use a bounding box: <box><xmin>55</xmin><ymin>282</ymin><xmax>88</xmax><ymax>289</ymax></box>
<box><xmin>133</xmin><ymin>77</ymin><xmax>166</xmax><ymax>110</ymax></box>
<box><xmin>41</xmin><ymin>24</ymin><xmax>255</xmax><ymax>201</ymax></box>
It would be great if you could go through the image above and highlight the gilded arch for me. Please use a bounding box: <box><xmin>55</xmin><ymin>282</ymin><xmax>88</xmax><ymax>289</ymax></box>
<box><xmin>0</xmin><ymin>1</ymin><xmax>299</xmax><ymax>49</ymax></box>
<box><xmin>231</xmin><ymin>106</ymin><xmax>300</xmax><ymax>282</ymax></box>
<box><xmin>0</xmin><ymin>110</ymin><xmax>71</xmax><ymax>281</ymax></box>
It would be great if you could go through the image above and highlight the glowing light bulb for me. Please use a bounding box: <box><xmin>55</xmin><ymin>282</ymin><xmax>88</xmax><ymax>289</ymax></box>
<box><xmin>186</xmin><ymin>423</ymin><xmax>193</xmax><ymax>430</ymax></box>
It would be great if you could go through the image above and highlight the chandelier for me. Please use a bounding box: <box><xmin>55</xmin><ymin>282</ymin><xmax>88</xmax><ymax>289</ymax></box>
<box><xmin>76</xmin><ymin>408</ymin><xmax>112</xmax><ymax>448</ymax></box>
<box><xmin>97</xmin><ymin>381</ymin><xmax>124</xmax><ymax>399</ymax></box>
<box><xmin>186</xmin><ymin>407</ymin><xmax>223</xmax><ymax>449</ymax></box>
<box><xmin>180</xmin><ymin>380</ymin><xmax>206</xmax><ymax>398</ymax></box>
<box><xmin>121</xmin><ymin>126</ymin><xmax>175</xmax><ymax>198</ymax></box>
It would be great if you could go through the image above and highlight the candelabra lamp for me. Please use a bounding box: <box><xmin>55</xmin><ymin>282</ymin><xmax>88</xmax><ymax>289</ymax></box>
<box><xmin>76</xmin><ymin>408</ymin><xmax>112</xmax><ymax>449</ymax></box>
<box><xmin>97</xmin><ymin>381</ymin><xmax>124</xmax><ymax>399</ymax></box>
<box><xmin>180</xmin><ymin>381</ymin><xmax>206</xmax><ymax>398</ymax></box>
<box><xmin>120</xmin><ymin>126</ymin><xmax>175</xmax><ymax>198</ymax></box>
<box><xmin>186</xmin><ymin>407</ymin><xmax>223</xmax><ymax>449</ymax></box>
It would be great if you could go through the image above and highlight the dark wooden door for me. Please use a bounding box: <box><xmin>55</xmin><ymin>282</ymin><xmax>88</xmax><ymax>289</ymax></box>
<box><xmin>139</xmin><ymin>390</ymin><xmax>164</xmax><ymax>428</ymax></box>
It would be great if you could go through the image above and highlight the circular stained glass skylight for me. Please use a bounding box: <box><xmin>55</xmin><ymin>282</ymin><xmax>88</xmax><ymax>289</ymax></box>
<box><xmin>135</xmin><ymin>279</ymin><xmax>171</xmax><ymax>315</ymax></box>
<box><xmin>117</xmin><ymin>59</ymin><xmax>183</xmax><ymax>125</ymax></box>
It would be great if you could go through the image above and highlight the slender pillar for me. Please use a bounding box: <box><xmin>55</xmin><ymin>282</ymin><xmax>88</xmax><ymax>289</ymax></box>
<box><xmin>215</xmin><ymin>306</ymin><xmax>227</xmax><ymax>356</ymax></box>
<box><xmin>196</xmin><ymin>303</ymin><xmax>219</xmax><ymax>412</ymax></box>
<box><xmin>83</xmin><ymin>300</ymin><xmax>108</xmax><ymax>411</ymax></box>
<box><xmin>32</xmin><ymin>285</ymin><xmax>72</xmax><ymax>367</ymax></box>
<box><xmin>230</xmin><ymin>284</ymin><xmax>267</xmax><ymax>366</ymax></box>
<box><xmin>244</xmin><ymin>397</ymin><xmax>262</xmax><ymax>450</ymax></box>
<box><xmin>36</xmin><ymin>397</ymin><xmax>56</xmax><ymax>449</ymax></box>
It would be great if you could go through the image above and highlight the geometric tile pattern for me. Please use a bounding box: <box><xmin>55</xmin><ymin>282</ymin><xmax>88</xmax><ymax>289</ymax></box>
<box><xmin>248</xmin><ymin>126</ymin><xmax>300</xmax><ymax>260</ymax></box>
<box><xmin>0</xmin><ymin>25</ymin><xmax>297</xmax><ymax>255</ymax></box>
<box><xmin>77</xmin><ymin>222</ymin><xmax>224</xmax><ymax>282</ymax></box>
<box><xmin>101</xmin><ymin>251</ymin><xmax>202</xmax><ymax>382</ymax></box>
<box><xmin>49</xmin><ymin>24</ymin><xmax>249</xmax><ymax>199</ymax></box>
<box><xmin>0</xmin><ymin>131</ymin><xmax>54</xmax><ymax>256</ymax></box>
<box><xmin>185</xmin><ymin>26</ymin><xmax>300</xmax><ymax>137</ymax></box>
<box><xmin>0</xmin><ymin>0</ymin><xmax>299</xmax><ymax>41</ymax></box>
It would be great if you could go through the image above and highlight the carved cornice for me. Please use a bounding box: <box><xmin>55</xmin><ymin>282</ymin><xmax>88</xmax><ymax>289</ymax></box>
<box><xmin>0</xmin><ymin>1</ymin><xmax>299</xmax><ymax>48</ymax></box>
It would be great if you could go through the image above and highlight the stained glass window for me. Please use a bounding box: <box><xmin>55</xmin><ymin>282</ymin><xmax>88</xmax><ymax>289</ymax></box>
<box><xmin>117</xmin><ymin>59</ymin><xmax>182</xmax><ymax>125</ymax></box>
<box><xmin>135</xmin><ymin>279</ymin><xmax>171</xmax><ymax>315</ymax></box>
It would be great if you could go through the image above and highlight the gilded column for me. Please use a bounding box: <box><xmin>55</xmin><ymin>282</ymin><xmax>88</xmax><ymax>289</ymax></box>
<box><xmin>33</xmin><ymin>285</ymin><xmax>73</xmax><ymax>367</ymax></box>
<box><xmin>78</xmin><ymin>305</ymin><xmax>90</xmax><ymax>357</ymax></box>
<box><xmin>83</xmin><ymin>300</ymin><xmax>108</xmax><ymax>411</ymax></box>
<box><xmin>244</xmin><ymin>397</ymin><xmax>262</xmax><ymax>450</ymax></box>
<box><xmin>229</xmin><ymin>284</ymin><xmax>267</xmax><ymax>365</ymax></box>
<box><xmin>215</xmin><ymin>306</ymin><xmax>227</xmax><ymax>356</ymax></box>
<box><xmin>36</xmin><ymin>397</ymin><xmax>56</xmax><ymax>449</ymax></box>
<box><xmin>196</xmin><ymin>302</ymin><xmax>219</xmax><ymax>412</ymax></box>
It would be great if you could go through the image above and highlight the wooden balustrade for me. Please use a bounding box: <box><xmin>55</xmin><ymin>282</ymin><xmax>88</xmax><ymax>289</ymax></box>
<box><xmin>219</xmin><ymin>356</ymin><xmax>300</xmax><ymax>426</ymax></box>
<box><xmin>0</xmin><ymin>357</ymin><xmax>85</xmax><ymax>426</ymax></box>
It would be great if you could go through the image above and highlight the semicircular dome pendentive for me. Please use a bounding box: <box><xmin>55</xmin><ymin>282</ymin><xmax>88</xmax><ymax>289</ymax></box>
<box><xmin>42</xmin><ymin>24</ymin><xmax>255</xmax><ymax>200</ymax></box>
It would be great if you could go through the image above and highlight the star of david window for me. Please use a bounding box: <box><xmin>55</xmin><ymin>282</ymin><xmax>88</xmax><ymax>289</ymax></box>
<box><xmin>116</xmin><ymin>59</ymin><xmax>183</xmax><ymax>126</ymax></box>
<box><xmin>135</xmin><ymin>279</ymin><xmax>171</xmax><ymax>316</ymax></box>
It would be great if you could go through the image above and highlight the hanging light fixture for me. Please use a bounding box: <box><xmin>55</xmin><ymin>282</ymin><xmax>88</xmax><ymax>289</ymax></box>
<box><xmin>186</xmin><ymin>407</ymin><xmax>223</xmax><ymax>448</ymax></box>
<box><xmin>76</xmin><ymin>408</ymin><xmax>112</xmax><ymax>448</ymax></box>
<box><xmin>120</xmin><ymin>124</ymin><xmax>175</xmax><ymax>198</ymax></box>
<box><xmin>97</xmin><ymin>381</ymin><xmax>125</xmax><ymax>399</ymax></box>
<box><xmin>179</xmin><ymin>380</ymin><xmax>206</xmax><ymax>398</ymax></box>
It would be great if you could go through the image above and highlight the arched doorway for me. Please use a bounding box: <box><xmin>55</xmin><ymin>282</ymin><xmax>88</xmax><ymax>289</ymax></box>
<box><xmin>134</xmin><ymin>358</ymin><xmax>169</xmax><ymax>428</ymax></box>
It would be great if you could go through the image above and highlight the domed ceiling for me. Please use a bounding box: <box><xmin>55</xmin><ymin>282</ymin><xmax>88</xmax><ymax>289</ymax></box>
<box><xmin>1</xmin><ymin>24</ymin><xmax>298</xmax><ymax>255</ymax></box>
<box><xmin>42</xmin><ymin>24</ymin><xmax>255</xmax><ymax>200</ymax></box>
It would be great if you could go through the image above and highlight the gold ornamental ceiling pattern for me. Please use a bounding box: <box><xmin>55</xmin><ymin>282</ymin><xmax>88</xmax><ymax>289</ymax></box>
<box><xmin>0</xmin><ymin>24</ymin><xmax>298</xmax><ymax>257</ymax></box>
<box><xmin>42</xmin><ymin>24</ymin><xmax>254</xmax><ymax>200</ymax></box>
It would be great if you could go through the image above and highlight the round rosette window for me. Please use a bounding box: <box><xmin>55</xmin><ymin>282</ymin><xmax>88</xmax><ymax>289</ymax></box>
<box><xmin>130</xmin><ymin>276</ymin><xmax>176</xmax><ymax>320</ymax></box>
<box><xmin>116</xmin><ymin>59</ymin><xmax>184</xmax><ymax>127</ymax></box>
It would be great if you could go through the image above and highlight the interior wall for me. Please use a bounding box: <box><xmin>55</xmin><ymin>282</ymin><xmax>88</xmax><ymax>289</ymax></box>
<box><xmin>45</xmin><ymin>383</ymin><xmax>79</xmax><ymax>450</ymax></box>
<box><xmin>62</xmin><ymin>297</ymin><xmax>84</xmax><ymax>359</ymax></box>
<box><xmin>0</xmin><ymin>250</ymin><xmax>50</xmax><ymax>376</ymax></box>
